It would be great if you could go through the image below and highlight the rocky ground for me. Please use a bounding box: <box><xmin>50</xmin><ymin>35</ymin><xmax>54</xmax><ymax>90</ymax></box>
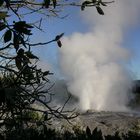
<box><xmin>79</xmin><ymin>111</ymin><xmax>140</xmax><ymax>135</ymax></box>
<box><xmin>51</xmin><ymin>110</ymin><xmax>140</xmax><ymax>136</ymax></box>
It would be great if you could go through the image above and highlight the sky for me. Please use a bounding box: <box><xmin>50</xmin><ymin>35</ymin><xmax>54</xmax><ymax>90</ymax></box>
<box><xmin>28</xmin><ymin>1</ymin><xmax>140</xmax><ymax>80</ymax></box>
<box><xmin>1</xmin><ymin>0</ymin><xmax>140</xmax><ymax>79</ymax></box>
<box><xmin>124</xmin><ymin>27</ymin><xmax>140</xmax><ymax>79</ymax></box>
<box><xmin>29</xmin><ymin>6</ymin><xmax>89</xmax><ymax>77</ymax></box>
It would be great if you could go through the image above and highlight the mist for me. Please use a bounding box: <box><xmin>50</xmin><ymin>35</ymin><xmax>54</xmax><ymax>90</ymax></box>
<box><xmin>58</xmin><ymin>0</ymin><xmax>140</xmax><ymax>111</ymax></box>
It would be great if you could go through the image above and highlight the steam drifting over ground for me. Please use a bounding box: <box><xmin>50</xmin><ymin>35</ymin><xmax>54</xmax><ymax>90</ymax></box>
<box><xmin>58</xmin><ymin>0</ymin><xmax>140</xmax><ymax>111</ymax></box>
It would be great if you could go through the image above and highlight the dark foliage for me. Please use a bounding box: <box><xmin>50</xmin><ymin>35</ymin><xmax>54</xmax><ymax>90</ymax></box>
<box><xmin>1</xmin><ymin>126</ymin><xmax>140</xmax><ymax>140</ymax></box>
<box><xmin>0</xmin><ymin>0</ymin><xmax>80</xmax><ymax>136</ymax></box>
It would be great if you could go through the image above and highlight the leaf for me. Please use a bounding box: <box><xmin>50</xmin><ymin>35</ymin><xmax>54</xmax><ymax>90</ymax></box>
<box><xmin>24</xmin><ymin>23</ymin><xmax>33</xmax><ymax>28</ymax></box>
<box><xmin>92</xmin><ymin>127</ymin><xmax>98</xmax><ymax>135</ymax></box>
<box><xmin>55</xmin><ymin>33</ymin><xmax>64</xmax><ymax>41</ymax></box>
<box><xmin>15</xmin><ymin>57</ymin><xmax>22</xmax><ymax>70</ymax></box>
<box><xmin>20</xmin><ymin>37</ymin><xmax>26</xmax><ymax>48</ymax></box>
<box><xmin>4</xmin><ymin>30</ymin><xmax>12</xmax><ymax>43</ymax></box>
<box><xmin>17</xmin><ymin>48</ymin><xmax>24</xmax><ymax>56</ymax></box>
<box><xmin>21</xmin><ymin>28</ymin><xmax>32</xmax><ymax>35</ymax></box>
<box><xmin>86</xmin><ymin>126</ymin><xmax>92</xmax><ymax>138</ymax></box>
<box><xmin>0</xmin><ymin>11</ymin><xmax>8</xmax><ymax>20</ymax></box>
<box><xmin>83</xmin><ymin>1</ymin><xmax>92</xmax><ymax>5</ymax></box>
<box><xmin>96</xmin><ymin>6</ymin><xmax>104</xmax><ymax>15</ymax></box>
<box><xmin>14</xmin><ymin>21</ymin><xmax>26</xmax><ymax>27</ymax></box>
<box><xmin>25</xmin><ymin>51</ymin><xmax>38</xmax><ymax>59</ymax></box>
<box><xmin>14</xmin><ymin>21</ymin><xmax>33</xmax><ymax>35</ymax></box>
<box><xmin>43</xmin><ymin>71</ymin><xmax>49</xmax><ymax>76</ymax></box>
<box><xmin>92</xmin><ymin>127</ymin><xmax>103</xmax><ymax>140</ymax></box>
<box><xmin>52</xmin><ymin>0</ymin><xmax>57</xmax><ymax>8</ymax></box>
<box><xmin>81</xmin><ymin>0</ymin><xmax>92</xmax><ymax>10</ymax></box>
<box><xmin>13</xmin><ymin>33</ymin><xmax>19</xmax><ymax>51</ymax></box>
<box><xmin>36</xmin><ymin>71</ymin><xmax>40</xmax><ymax>83</ymax></box>
<box><xmin>101</xmin><ymin>2</ymin><xmax>107</xmax><ymax>6</ymax></box>
<box><xmin>57</xmin><ymin>40</ymin><xmax>62</xmax><ymax>48</ymax></box>
<box><xmin>44</xmin><ymin>0</ymin><xmax>50</xmax><ymax>8</ymax></box>
<box><xmin>43</xmin><ymin>71</ymin><xmax>53</xmax><ymax>76</ymax></box>
<box><xmin>0</xmin><ymin>0</ymin><xmax>4</xmax><ymax>7</ymax></box>
<box><xmin>0</xmin><ymin>22</ymin><xmax>6</xmax><ymax>31</ymax></box>
<box><xmin>81</xmin><ymin>4</ymin><xmax>85</xmax><ymax>11</ymax></box>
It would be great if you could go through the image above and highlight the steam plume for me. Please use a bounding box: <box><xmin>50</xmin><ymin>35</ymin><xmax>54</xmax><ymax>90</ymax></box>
<box><xmin>59</xmin><ymin>0</ymin><xmax>140</xmax><ymax>111</ymax></box>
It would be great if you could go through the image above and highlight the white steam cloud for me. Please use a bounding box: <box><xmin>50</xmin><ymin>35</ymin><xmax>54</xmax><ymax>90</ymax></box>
<box><xmin>58</xmin><ymin>0</ymin><xmax>140</xmax><ymax>111</ymax></box>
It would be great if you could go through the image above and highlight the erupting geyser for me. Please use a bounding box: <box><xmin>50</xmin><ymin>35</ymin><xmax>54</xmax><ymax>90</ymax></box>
<box><xmin>59</xmin><ymin>0</ymin><xmax>140</xmax><ymax>111</ymax></box>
